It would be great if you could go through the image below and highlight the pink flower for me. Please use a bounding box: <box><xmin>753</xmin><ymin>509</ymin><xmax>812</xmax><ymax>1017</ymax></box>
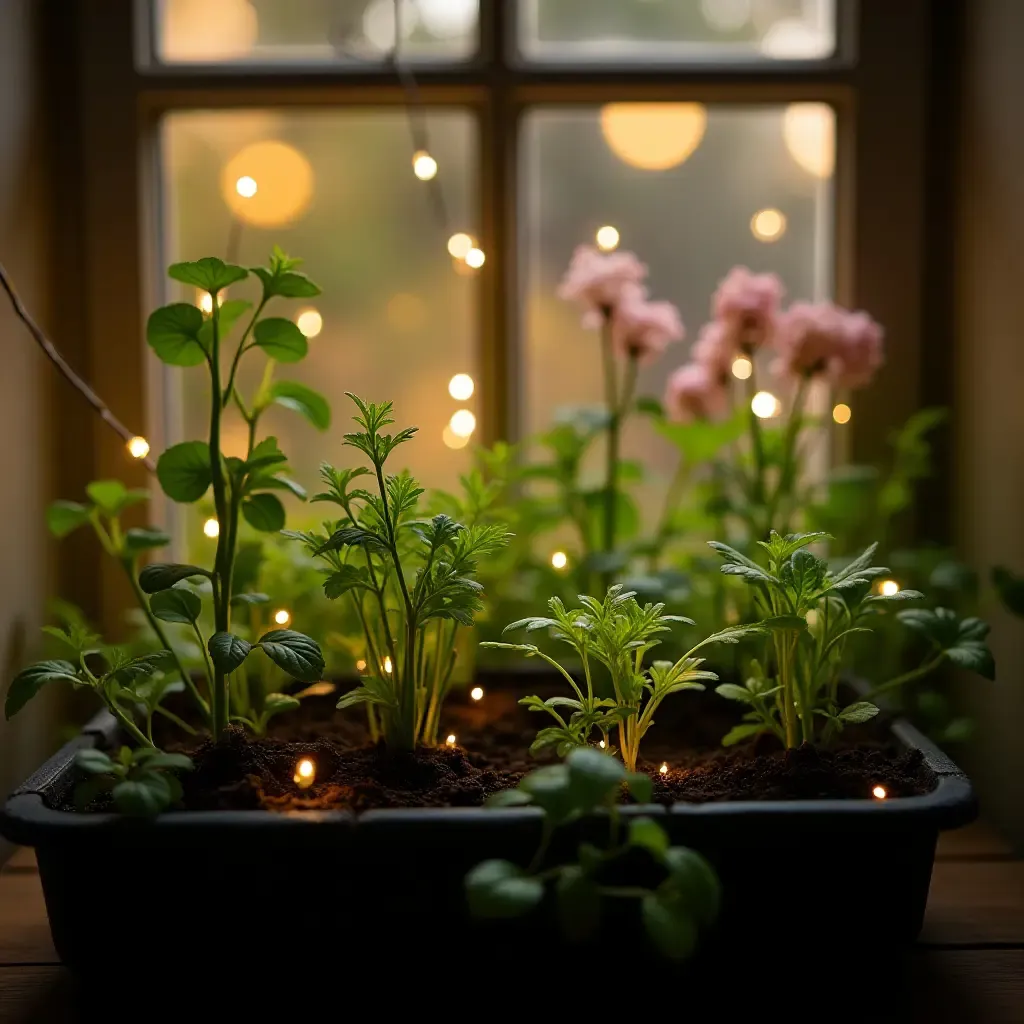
<box><xmin>690</xmin><ymin>321</ymin><xmax>734</xmax><ymax>383</ymax></box>
<box><xmin>611</xmin><ymin>296</ymin><xmax>685</xmax><ymax>365</ymax></box>
<box><xmin>558</xmin><ymin>245</ymin><xmax>648</xmax><ymax>323</ymax></box>
<box><xmin>773</xmin><ymin>302</ymin><xmax>884</xmax><ymax>388</ymax></box>
<box><xmin>712</xmin><ymin>266</ymin><xmax>785</xmax><ymax>352</ymax></box>
<box><xmin>664</xmin><ymin>363</ymin><xmax>729</xmax><ymax>424</ymax></box>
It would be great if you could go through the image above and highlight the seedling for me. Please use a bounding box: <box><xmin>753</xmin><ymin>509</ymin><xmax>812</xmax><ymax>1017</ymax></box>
<box><xmin>484</xmin><ymin>584</ymin><xmax>768</xmax><ymax>772</ymax></box>
<box><xmin>710</xmin><ymin>532</ymin><xmax>995</xmax><ymax>747</ymax></box>
<box><xmin>466</xmin><ymin>748</ymin><xmax>720</xmax><ymax>960</ymax></box>
<box><xmin>287</xmin><ymin>394</ymin><xmax>511</xmax><ymax>749</ymax></box>
<box><xmin>74</xmin><ymin>746</ymin><xmax>194</xmax><ymax>817</ymax></box>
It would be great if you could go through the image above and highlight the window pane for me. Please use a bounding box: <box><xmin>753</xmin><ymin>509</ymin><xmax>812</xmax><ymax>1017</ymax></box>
<box><xmin>520</xmin><ymin>104</ymin><xmax>834</xmax><ymax>529</ymax></box>
<box><xmin>154</xmin><ymin>0</ymin><xmax>478</xmax><ymax>65</ymax></box>
<box><xmin>519</xmin><ymin>0</ymin><xmax>836</xmax><ymax>63</ymax></box>
<box><xmin>161</xmin><ymin>109</ymin><xmax>478</xmax><ymax>553</ymax></box>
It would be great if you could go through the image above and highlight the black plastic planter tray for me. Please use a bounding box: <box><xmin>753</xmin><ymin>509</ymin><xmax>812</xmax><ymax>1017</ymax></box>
<box><xmin>0</xmin><ymin>706</ymin><xmax>975</xmax><ymax>972</ymax></box>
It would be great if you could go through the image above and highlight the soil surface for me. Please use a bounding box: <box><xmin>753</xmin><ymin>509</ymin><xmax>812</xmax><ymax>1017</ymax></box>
<box><xmin>101</xmin><ymin>676</ymin><xmax>938</xmax><ymax>813</ymax></box>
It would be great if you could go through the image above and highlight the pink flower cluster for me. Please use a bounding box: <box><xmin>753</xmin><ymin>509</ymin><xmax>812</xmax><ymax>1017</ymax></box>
<box><xmin>558</xmin><ymin>245</ymin><xmax>684</xmax><ymax>365</ymax></box>
<box><xmin>664</xmin><ymin>266</ymin><xmax>885</xmax><ymax>423</ymax></box>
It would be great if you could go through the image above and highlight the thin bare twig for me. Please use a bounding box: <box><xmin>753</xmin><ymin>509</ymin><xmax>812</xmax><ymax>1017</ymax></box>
<box><xmin>0</xmin><ymin>261</ymin><xmax>157</xmax><ymax>473</ymax></box>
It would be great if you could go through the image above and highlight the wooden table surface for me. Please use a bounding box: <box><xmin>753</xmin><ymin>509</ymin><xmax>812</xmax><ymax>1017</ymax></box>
<box><xmin>0</xmin><ymin>823</ymin><xmax>1022</xmax><ymax>1020</ymax></box>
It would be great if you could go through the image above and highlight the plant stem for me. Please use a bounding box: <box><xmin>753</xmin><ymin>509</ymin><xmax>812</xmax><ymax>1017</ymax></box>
<box><xmin>222</xmin><ymin>299</ymin><xmax>267</xmax><ymax>406</ymax></box>
<box><xmin>600</xmin><ymin>315</ymin><xmax>623</xmax><ymax>587</ymax></box>
<box><xmin>208</xmin><ymin>295</ymin><xmax>231</xmax><ymax>738</ymax></box>
<box><xmin>109</xmin><ymin>701</ymin><xmax>155</xmax><ymax>749</ymax></box>
<box><xmin>744</xmin><ymin>371</ymin><xmax>767</xmax><ymax>524</ymax></box>
<box><xmin>648</xmin><ymin>456</ymin><xmax>689</xmax><ymax>573</ymax></box>
<box><xmin>869</xmin><ymin>654</ymin><xmax>946</xmax><ymax>700</ymax></box>
<box><xmin>123</xmin><ymin>561</ymin><xmax>210</xmax><ymax>723</ymax></box>
<box><xmin>765</xmin><ymin>376</ymin><xmax>808</xmax><ymax>534</ymax></box>
<box><xmin>154</xmin><ymin>705</ymin><xmax>198</xmax><ymax>736</ymax></box>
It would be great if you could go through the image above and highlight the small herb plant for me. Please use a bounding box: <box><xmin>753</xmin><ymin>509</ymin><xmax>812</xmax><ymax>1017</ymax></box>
<box><xmin>287</xmin><ymin>394</ymin><xmax>511</xmax><ymax>750</ymax></box>
<box><xmin>74</xmin><ymin>746</ymin><xmax>194</xmax><ymax>816</ymax></box>
<box><xmin>484</xmin><ymin>584</ymin><xmax>768</xmax><ymax>772</ymax></box>
<box><xmin>466</xmin><ymin>748</ymin><xmax>720</xmax><ymax>960</ymax></box>
<box><xmin>710</xmin><ymin>532</ymin><xmax>995</xmax><ymax>748</ymax></box>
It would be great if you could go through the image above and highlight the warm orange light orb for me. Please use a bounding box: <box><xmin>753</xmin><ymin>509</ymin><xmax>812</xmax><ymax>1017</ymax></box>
<box><xmin>600</xmin><ymin>103</ymin><xmax>707</xmax><ymax>171</ymax></box>
<box><xmin>294</xmin><ymin>758</ymin><xmax>315</xmax><ymax>789</ymax></box>
<box><xmin>872</xmin><ymin>785</ymin><xmax>887</xmax><ymax>800</ymax></box>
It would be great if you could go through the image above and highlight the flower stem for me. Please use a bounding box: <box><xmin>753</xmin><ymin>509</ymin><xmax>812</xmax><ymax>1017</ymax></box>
<box><xmin>765</xmin><ymin>376</ymin><xmax>808</xmax><ymax>534</ymax></box>
<box><xmin>648</xmin><ymin>456</ymin><xmax>689</xmax><ymax>572</ymax></box>
<box><xmin>869</xmin><ymin>654</ymin><xmax>947</xmax><ymax>700</ymax></box>
<box><xmin>744</xmin><ymin>370</ymin><xmax>768</xmax><ymax>525</ymax></box>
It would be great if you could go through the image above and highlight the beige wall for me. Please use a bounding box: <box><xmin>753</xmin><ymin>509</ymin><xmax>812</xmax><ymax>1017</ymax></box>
<box><xmin>0</xmin><ymin>0</ymin><xmax>53</xmax><ymax>805</ymax></box>
<box><xmin>956</xmin><ymin>0</ymin><xmax>1024</xmax><ymax>848</ymax></box>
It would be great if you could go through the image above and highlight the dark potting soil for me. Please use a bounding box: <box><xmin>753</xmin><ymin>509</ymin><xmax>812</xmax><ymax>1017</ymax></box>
<box><xmin>97</xmin><ymin>678</ymin><xmax>937</xmax><ymax>813</ymax></box>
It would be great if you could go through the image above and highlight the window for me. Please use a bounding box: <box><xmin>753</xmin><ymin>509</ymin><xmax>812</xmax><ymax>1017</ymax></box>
<box><xmin>63</xmin><ymin>1</ymin><xmax>936</xmax><ymax>580</ymax></box>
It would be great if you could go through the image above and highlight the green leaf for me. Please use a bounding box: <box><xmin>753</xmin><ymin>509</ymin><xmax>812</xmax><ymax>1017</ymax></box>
<box><xmin>112</xmin><ymin>775</ymin><xmax>176</xmax><ymax>817</ymax></box>
<box><xmin>46</xmin><ymin>500</ymin><xmax>91</xmax><ymax>538</ymax></box>
<box><xmin>208</xmin><ymin>632</ymin><xmax>252</xmax><ymax>672</ymax></box>
<box><xmin>322</xmin><ymin>565</ymin><xmax>371</xmax><ymax>600</ymax></box>
<box><xmin>264</xmin><ymin>693</ymin><xmax>301</xmax><ymax>720</ymax></box>
<box><xmin>993</xmin><ymin>566</ymin><xmax>1024</xmax><ymax>618</ymax></box>
<box><xmin>642</xmin><ymin>894</ymin><xmax>698</xmax><ymax>961</ymax></box>
<box><xmin>625</xmin><ymin>771</ymin><xmax>653</xmax><ymax>804</ymax></box>
<box><xmin>157</xmin><ymin>441</ymin><xmax>212</xmax><ymax>503</ymax></box>
<box><xmin>518</xmin><ymin>764</ymin><xmax>575</xmax><ymax>823</ymax></box>
<box><xmin>556</xmin><ymin>866</ymin><xmax>602</xmax><ymax>942</ymax></box>
<box><xmin>122</xmin><ymin>527</ymin><xmax>171</xmax><ymax>555</ymax></box>
<box><xmin>139</xmin><ymin>563</ymin><xmax>211</xmax><ymax>593</ymax></box>
<box><xmin>84</xmin><ymin>480</ymin><xmax>147</xmax><ymax>516</ymax></box>
<box><xmin>75</xmin><ymin>748</ymin><xmax>117</xmax><ymax>776</ymax></box>
<box><xmin>146</xmin><ymin>302</ymin><xmax>206</xmax><ymax>366</ymax></box>
<box><xmin>759</xmin><ymin>614</ymin><xmax>809</xmax><ymax>633</ymax></box>
<box><xmin>898</xmin><ymin>608</ymin><xmax>996</xmax><ymax>679</ymax></box>
<box><xmin>6</xmin><ymin>660</ymin><xmax>80</xmax><ymax>719</ymax></box>
<box><xmin>629</xmin><ymin>816</ymin><xmax>670</xmax><ymax>857</ymax></box>
<box><xmin>242</xmin><ymin>492</ymin><xmax>286</xmax><ymax>532</ymax></box>
<box><xmin>722</xmin><ymin>722</ymin><xmax>767</xmax><ymax>746</ymax></box>
<box><xmin>485</xmin><ymin>788</ymin><xmax>534</xmax><ymax>808</ymax></box>
<box><xmin>253</xmin><ymin>318</ymin><xmax>308</xmax><ymax>363</ymax></box>
<box><xmin>196</xmin><ymin>298</ymin><xmax>252</xmax><ymax>351</ymax></box>
<box><xmin>838</xmin><ymin>701</ymin><xmax>879</xmax><ymax>724</ymax></box>
<box><xmin>256</xmin><ymin>629</ymin><xmax>325</xmax><ymax>681</ymax></box>
<box><xmin>662</xmin><ymin>846</ymin><xmax>721</xmax><ymax>926</ymax></box>
<box><xmin>315</xmin><ymin>525</ymin><xmax>387</xmax><ymax>556</ymax></box>
<box><xmin>251</xmin><ymin>265</ymin><xmax>321</xmax><ymax>300</ymax></box>
<box><xmin>465</xmin><ymin>860</ymin><xmax>544</xmax><ymax>920</ymax></box>
<box><xmin>566</xmin><ymin>747</ymin><xmax>626</xmax><ymax>809</ymax></box>
<box><xmin>168</xmin><ymin>257</ymin><xmax>248</xmax><ymax>294</ymax></box>
<box><xmin>244</xmin><ymin>436</ymin><xmax>289</xmax><ymax>474</ymax></box>
<box><xmin>247</xmin><ymin>473</ymin><xmax>307</xmax><ymax>500</ymax></box>
<box><xmin>231</xmin><ymin>592</ymin><xmax>269</xmax><ymax>607</ymax></box>
<box><xmin>149</xmin><ymin>587</ymin><xmax>201</xmax><ymax>625</ymax></box>
<box><xmin>134</xmin><ymin>749</ymin><xmax>194</xmax><ymax>772</ymax></box>
<box><xmin>267</xmin><ymin>380</ymin><xmax>330</xmax><ymax>430</ymax></box>
<box><xmin>715</xmin><ymin>683</ymin><xmax>755</xmax><ymax>704</ymax></box>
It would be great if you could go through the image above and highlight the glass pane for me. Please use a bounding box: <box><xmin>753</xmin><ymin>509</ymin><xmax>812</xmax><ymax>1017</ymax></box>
<box><xmin>519</xmin><ymin>0</ymin><xmax>836</xmax><ymax>63</ymax></box>
<box><xmin>154</xmin><ymin>0</ymin><xmax>478</xmax><ymax>65</ymax></box>
<box><xmin>520</xmin><ymin>103</ymin><xmax>834</xmax><ymax>532</ymax></box>
<box><xmin>161</xmin><ymin>109</ymin><xmax>479</xmax><ymax>557</ymax></box>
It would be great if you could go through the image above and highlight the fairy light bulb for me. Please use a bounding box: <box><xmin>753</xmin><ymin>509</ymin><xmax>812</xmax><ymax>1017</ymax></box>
<box><xmin>446</xmin><ymin>734</ymin><xmax>457</xmax><ymax>748</ymax></box>
<box><xmin>356</xmin><ymin>658</ymin><xmax>367</xmax><ymax>672</ymax></box>
<box><xmin>731</xmin><ymin>356</ymin><xmax>753</xmax><ymax>380</ymax></box>
<box><xmin>449</xmin><ymin>409</ymin><xmax>476</xmax><ymax>438</ymax></box>
<box><xmin>198</xmin><ymin>292</ymin><xmax>214</xmax><ymax>315</ymax></box>
<box><xmin>659</xmin><ymin>763</ymin><xmax>669</xmax><ymax>775</ymax></box>
<box><xmin>832</xmin><ymin>403</ymin><xmax>852</xmax><ymax>425</ymax></box>
<box><xmin>551</xmin><ymin>551</ymin><xmax>568</xmax><ymax>570</ymax></box>
<box><xmin>879</xmin><ymin>579</ymin><xmax>900</xmax><ymax>597</ymax></box>
<box><xmin>293</xmin><ymin>758</ymin><xmax>315</xmax><ymax>789</ymax></box>
<box><xmin>235</xmin><ymin>175</ymin><xmax>258</xmax><ymax>198</ymax></box>
<box><xmin>203</xmin><ymin>517</ymin><xmax>220</xmax><ymax>539</ymax></box>
<box><xmin>127</xmin><ymin>436</ymin><xmax>150</xmax><ymax>459</ymax></box>
<box><xmin>595</xmin><ymin>225</ymin><xmax>620</xmax><ymax>251</ymax></box>
<box><xmin>470</xmin><ymin>686</ymin><xmax>484</xmax><ymax>701</ymax></box>
<box><xmin>383</xmin><ymin>656</ymin><xmax>393</xmax><ymax>674</ymax></box>
<box><xmin>872</xmin><ymin>785</ymin><xmax>887</xmax><ymax>800</ymax></box>
<box><xmin>412</xmin><ymin>150</ymin><xmax>438</xmax><ymax>180</ymax></box>
<box><xmin>296</xmin><ymin>308</ymin><xmax>322</xmax><ymax>338</ymax></box>
<box><xmin>598</xmin><ymin>740</ymin><xmax>606</xmax><ymax>749</ymax></box>
<box><xmin>448</xmin><ymin>373</ymin><xmax>474</xmax><ymax>401</ymax></box>
<box><xmin>273</xmin><ymin>608</ymin><xmax>291</xmax><ymax>626</ymax></box>
<box><xmin>751</xmin><ymin>391</ymin><xmax>780</xmax><ymax>418</ymax></box>
<box><xmin>464</xmin><ymin>247</ymin><xmax>485</xmax><ymax>269</ymax></box>
<box><xmin>447</xmin><ymin>233</ymin><xmax>474</xmax><ymax>259</ymax></box>
<box><xmin>750</xmin><ymin>208</ymin><xmax>787</xmax><ymax>242</ymax></box>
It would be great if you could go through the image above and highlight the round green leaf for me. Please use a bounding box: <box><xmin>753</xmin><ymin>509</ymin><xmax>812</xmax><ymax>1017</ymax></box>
<box><xmin>208</xmin><ymin>632</ymin><xmax>252</xmax><ymax>673</ymax></box>
<box><xmin>46</xmin><ymin>500</ymin><xmax>91</xmax><ymax>538</ymax></box>
<box><xmin>123</xmin><ymin>527</ymin><xmax>171</xmax><ymax>555</ymax></box>
<box><xmin>465</xmin><ymin>860</ymin><xmax>544</xmax><ymax>920</ymax></box>
<box><xmin>518</xmin><ymin>764</ymin><xmax>575</xmax><ymax>823</ymax></box>
<box><xmin>662</xmin><ymin>847</ymin><xmax>721</xmax><ymax>927</ymax></box>
<box><xmin>242</xmin><ymin>492</ymin><xmax>286</xmax><ymax>532</ymax></box>
<box><xmin>629</xmin><ymin>816</ymin><xmax>670</xmax><ymax>858</ymax></box>
<box><xmin>168</xmin><ymin>257</ymin><xmax>248</xmax><ymax>294</ymax></box>
<box><xmin>150</xmin><ymin>587</ymin><xmax>201</xmax><ymax>625</ymax></box>
<box><xmin>556</xmin><ymin>866</ymin><xmax>602</xmax><ymax>942</ymax></box>
<box><xmin>268</xmin><ymin>380</ymin><xmax>330</xmax><ymax>430</ymax></box>
<box><xmin>146</xmin><ymin>303</ymin><xmax>206</xmax><ymax>366</ymax></box>
<box><xmin>112</xmin><ymin>775</ymin><xmax>174</xmax><ymax>817</ymax></box>
<box><xmin>6</xmin><ymin>660</ymin><xmax>79</xmax><ymax>719</ymax></box>
<box><xmin>138</xmin><ymin>562</ymin><xmax>211</xmax><ymax>594</ymax></box>
<box><xmin>74</xmin><ymin>747</ymin><xmax>117</xmax><ymax>776</ymax></box>
<box><xmin>252</xmin><ymin>318</ymin><xmax>308</xmax><ymax>362</ymax></box>
<box><xmin>157</xmin><ymin>441</ymin><xmax>212</xmax><ymax>503</ymax></box>
<box><xmin>642</xmin><ymin>893</ymin><xmax>698</xmax><ymax>961</ymax></box>
<box><xmin>566</xmin><ymin>747</ymin><xmax>625</xmax><ymax>809</ymax></box>
<box><xmin>256</xmin><ymin>629</ymin><xmax>325</xmax><ymax>681</ymax></box>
